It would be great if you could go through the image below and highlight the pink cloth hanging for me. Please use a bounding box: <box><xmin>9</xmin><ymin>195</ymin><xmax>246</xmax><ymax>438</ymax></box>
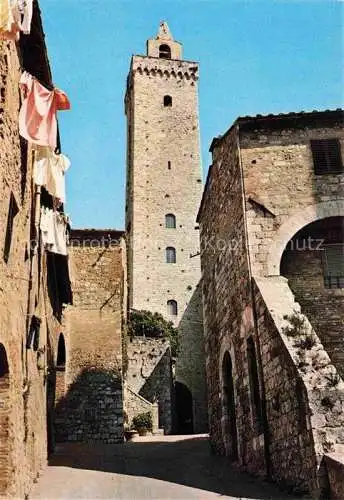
<box><xmin>19</xmin><ymin>71</ymin><xmax>70</xmax><ymax>149</ymax></box>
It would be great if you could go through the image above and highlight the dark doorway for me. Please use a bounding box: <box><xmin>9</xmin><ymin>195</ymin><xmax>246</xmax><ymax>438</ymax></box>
<box><xmin>175</xmin><ymin>382</ymin><xmax>194</xmax><ymax>434</ymax></box>
<box><xmin>0</xmin><ymin>344</ymin><xmax>10</xmax><ymax>494</ymax></box>
<box><xmin>222</xmin><ymin>352</ymin><xmax>238</xmax><ymax>460</ymax></box>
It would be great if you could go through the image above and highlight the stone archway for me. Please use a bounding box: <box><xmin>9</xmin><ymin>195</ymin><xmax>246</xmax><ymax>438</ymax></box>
<box><xmin>0</xmin><ymin>344</ymin><xmax>10</xmax><ymax>494</ymax></box>
<box><xmin>267</xmin><ymin>199</ymin><xmax>344</xmax><ymax>275</ymax></box>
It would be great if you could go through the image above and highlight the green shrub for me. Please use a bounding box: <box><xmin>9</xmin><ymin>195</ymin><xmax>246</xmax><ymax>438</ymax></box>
<box><xmin>132</xmin><ymin>412</ymin><xmax>153</xmax><ymax>431</ymax></box>
<box><xmin>128</xmin><ymin>309</ymin><xmax>179</xmax><ymax>357</ymax></box>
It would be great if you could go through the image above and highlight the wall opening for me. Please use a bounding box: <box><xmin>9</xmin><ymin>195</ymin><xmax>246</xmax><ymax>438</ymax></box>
<box><xmin>166</xmin><ymin>247</ymin><xmax>176</xmax><ymax>263</ymax></box>
<box><xmin>163</xmin><ymin>95</ymin><xmax>172</xmax><ymax>107</ymax></box>
<box><xmin>175</xmin><ymin>382</ymin><xmax>194</xmax><ymax>434</ymax></box>
<box><xmin>247</xmin><ymin>336</ymin><xmax>263</xmax><ymax>433</ymax></box>
<box><xmin>3</xmin><ymin>193</ymin><xmax>19</xmax><ymax>263</ymax></box>
<box><xmin>56</xmin><ymin>334</ymin><xmax>66</xmax><ymax>370</ymax></box>
<box><xmin>167</xmin><ymin>299</ymin><xmax>178</xmax><ymax>316</ymax></box>
<box><xmin>0</xmin><ymin>344</ymin><xmax>10</xmax><ymax>494</ymax></box>
<box><xmin>165</xmin><ymin>214</ymin><xmax>176</xmax><ymax>229</ymax></box>
<box><xmin>222</xmin><ymin>351</ymin><xmax>238</xmax><ymax>460</ymax></box>
<box><xmin>159</xmin><ymin>44</ymin><xmax>171</xmax><ymax>59</ymax></box>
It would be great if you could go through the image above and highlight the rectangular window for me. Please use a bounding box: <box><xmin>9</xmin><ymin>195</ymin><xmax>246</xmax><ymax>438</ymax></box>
<box><xmin>311</xmin><ymin>139</ymin><xmax>343</xmax><ymax>175</ymax></box>
<box><xmin>322</xmin><ymin>244</ymin><xmax>344</xmax><ymax>289</ymax></box>
<box><xmin>3</xmin><ymin>193</ymin><xmax>19</xmax><ymax>263</ymax></box>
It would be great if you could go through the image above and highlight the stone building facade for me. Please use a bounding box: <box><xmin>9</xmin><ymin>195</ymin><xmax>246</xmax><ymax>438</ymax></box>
<box><xmin>55</xmin><ymin>230</ymin><xmax>126</xmax><ymax>443</ymax></box>
<box><xmin>0</xmin><ymin>2</ymin><xmax>72</xmax><ymax>497</ymax></box>
<box><xmin>125</xmin><ymin>22</ymin><xmax>207</xmax><ymax>433</ymax></box>
<box><xmin>198</xmin><ymin>109</ymin><xmax>344</xmax><ymax>497</ymax></box>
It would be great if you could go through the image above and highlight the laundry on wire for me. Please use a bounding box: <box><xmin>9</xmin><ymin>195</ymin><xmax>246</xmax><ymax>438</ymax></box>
<box><xmin>33</xmin><ymin>145</ymin><xmax>70</xmax><ymax>203</ymax></box>
<box><xmin>0</xmin><ymin>0</ymin><xmax>33</xmax><ymax>40</ymax></box>
<box><xmin>19</xmin><ymin>71</ymin><xmax>70</xmax><ymax>149</ymax></box>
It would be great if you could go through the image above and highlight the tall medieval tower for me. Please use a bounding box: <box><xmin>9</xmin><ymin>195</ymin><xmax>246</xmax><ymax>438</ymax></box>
<box><xmin>125</xmin><ymin>22</ymin><xmax>207</xmax><ymax>433</ymax></box>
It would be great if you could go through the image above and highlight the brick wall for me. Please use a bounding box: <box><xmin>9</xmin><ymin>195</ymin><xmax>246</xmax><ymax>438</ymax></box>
<box><xmin>55</xmin><ymin>233</ymin><xmax>126</xmax><ymax>443</ymax></box>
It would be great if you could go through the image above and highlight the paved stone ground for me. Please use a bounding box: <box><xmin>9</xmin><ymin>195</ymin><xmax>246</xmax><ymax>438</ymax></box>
<box><xmin>30</xmin><ymin>435</ymin><xmax>301</xmax><ymax>500</ymax></box>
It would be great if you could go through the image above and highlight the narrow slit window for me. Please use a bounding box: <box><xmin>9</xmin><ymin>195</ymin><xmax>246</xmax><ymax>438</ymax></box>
<box><xmin>3</xmin><ymin>193</ymin><xmax>19</xmax><ymax>263</ymax></box>
<box><xmin>247</xmin><ymin>336</ymin><xmax>263</xmax><ymax>433</ymax></box>
<box><xmin>168</xmin><ymin>161</ymin><xmax>171</xmax><ymax>170</ymax></box>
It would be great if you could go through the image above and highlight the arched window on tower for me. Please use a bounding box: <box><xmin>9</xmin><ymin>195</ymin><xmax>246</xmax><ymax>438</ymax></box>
<box><xmin>167</xmin><ymin>300</ymin><xmax>178</xmax><ymax>316</ymax></box>
<box><xmin>163</xmin><ymin>95</ymin><xmax>172</xmax><ymax>107</ymax></box>
<box><xmin>165</xmin><ymin>214</ymin><xmax>176</xmax><ymax>228</ymax></box>
<box><xmin>166</xmin><ymin>247</ymin><xmax>176</xmax><ymax>263</ymax></box>
<box><xmin>159</xmin><ymin>44</ymin><xmax>171</xmax><ymax>59</ymax></box>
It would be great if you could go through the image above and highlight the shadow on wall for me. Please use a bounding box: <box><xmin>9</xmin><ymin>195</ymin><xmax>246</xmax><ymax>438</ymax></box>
<box><xmin>138</xmin><ymin>349</ymin><xmax>173</xmax><ymax>434</ymax></box>
<box><xmin>54</xmin><ymin>367</ymin><xmax>123</xmax><ymax>444</ymax></box>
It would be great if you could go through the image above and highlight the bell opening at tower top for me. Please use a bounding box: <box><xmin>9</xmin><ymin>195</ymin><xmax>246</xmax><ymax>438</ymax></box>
<box><xmin>146</xmin><ymin>21</ymin><xmax>183</xmax><ymax>60</ymax></box>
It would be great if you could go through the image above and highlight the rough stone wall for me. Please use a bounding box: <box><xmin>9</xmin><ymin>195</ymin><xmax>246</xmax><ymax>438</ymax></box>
<box><xmin>198</xmin><ymin>128</ymin><xmax>259</xmax><ymax>462</ymax></box>
<box><xmin>55</xmin><ymin>233</ymin><xmax>126</xmax><ymax>443</ymax></box>
<box><xmin>198</xmin><ymin>111</ymin><xmax>344</xmax><ymax>496</ymax></box>
<box><xmin>125</xmin><ymin>43</ymin><xmax>207</xmax><ymax>433</ymax></box>
<box><xmin>126</xmin><ymin>337</ymin><xmax>173</xmax><ymax>433</ymax></box>
<box><xmin>126</xmin><ymin>55</ymin><xmax>203</xmax><ymax>320</ymax></box>
<box><xmin>238</xmin><ymin>116</ymin><xmax>344</xmax><ymax>276</ymax></box>
<box><xmin>325</xmin><ymin>454</ymin><xmax>344</xmax><ymax>500</ymax></box>
<box><xmin>0</xmin><ymin>41</ymin><xmax>63</xmax><ymax>498</ymax></box>
<box><xmin>124</xmin><ymin>385</ymin><xmax>159</xmax><ymax>432</ymax></box>
<box><xmin>282</xmin><ymin>248</ymin><xmax>344</xmax><ymax>378</ymax></box>
<box><xmin>175</xmin><ymin>284</ymin><xmax>208</xmax><ymax>433</ymax></box>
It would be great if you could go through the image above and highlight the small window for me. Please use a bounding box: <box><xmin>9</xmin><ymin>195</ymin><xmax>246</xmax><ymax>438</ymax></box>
<box><xmin>159</xmin><ymin>44</ymin><xmax>171</xmax><ymax>59</ymax></box>
<box><xmin>167</xmin><ymin>300</ymin><xmax>178</xmax><ymax>316</ymax></box>
<box><xmin>311</xmin><ymin>139</ymin><xmax>343</xmax><ymax>175</ymax></box>
<box><xmin>168</xmin><ymin>161</ymin><xmax>171</xmax><ymax>170</ymax></box>
<box><xmin>57</xmin><ymin>334</ymin><xmax>66</xmax><ymax>370</ymax></box>
<box><xmin>323</xmin><ymin>244</ymin><xmax>344</xmax><ymax>289</ymax></box>
<box><xmin>166</xmin><ymin>247</ymin><xmax>176</xmax><ymax>263</ymax></box>
<box><xmin>165</xmin><ymin>214</ymin><xmax>176</xmax><ymax>228</ymax></box>
<box><xmin>3</xmin><ymin>192</ymin><xmax>19</xmax><ymax>263</ymax></box>
<box><xmin>164</xmin><ymin>95</ymin><xmax>172</xmax><ymax>107</ymax></box>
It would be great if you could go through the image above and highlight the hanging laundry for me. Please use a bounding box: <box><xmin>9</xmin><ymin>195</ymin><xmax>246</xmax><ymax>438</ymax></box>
<box><xmin>17</xmin><ymin>0</ymin><xmax>33</xmax><ymax>34</ymax></box>
<box><xmin>40</xmin><ymin>207</ymin><xmax>68</xmax><ymax>256</ymax></box>
<box><xmin>0</xmin><ymin>0</ymin><xmax>32</xmax><ymax>40</ymax></box>
<box><xmin>33</xmin><ymin>146</ymin><xmax>70</xmax><ymax>202</ymax></box>
<box><xmin>19</xmin><ymin>72</ymin><xmax>70</xmax><ymax>149</ymax></box>
<box><xmin>0</xmin><ymin>0</ymin><xmax>20</xmax><ymax>40</ymax></box>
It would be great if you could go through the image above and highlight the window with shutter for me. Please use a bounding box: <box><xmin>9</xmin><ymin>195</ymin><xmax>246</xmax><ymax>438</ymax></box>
<box><xmin>310</xmin><ymin>139</ymin><xmax>343</xmax><ymax>175</ymax></box>
<box><xmin>322</xmin><ymin>244</ymin><xmax>344</xmax><ymax>289</ymax></box>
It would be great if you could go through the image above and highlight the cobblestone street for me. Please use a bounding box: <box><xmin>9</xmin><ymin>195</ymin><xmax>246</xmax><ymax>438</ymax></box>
<box><xmin>30</xmin><ymin>435</ymin><xmax>298</xmax><ymax>500</ymax></box>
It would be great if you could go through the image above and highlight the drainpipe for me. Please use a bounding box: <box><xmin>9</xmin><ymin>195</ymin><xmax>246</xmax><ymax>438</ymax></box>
<box><xmin>235</xmin><ymin>124</ymin><xmax>272</xmax><ymax>478</ymax></box>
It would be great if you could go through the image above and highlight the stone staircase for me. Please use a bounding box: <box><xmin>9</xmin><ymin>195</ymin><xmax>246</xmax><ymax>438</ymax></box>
<box><xmin>124</xmin><ymin>384</ymin><xmax>163</xmax><ymax>435</ymax></box>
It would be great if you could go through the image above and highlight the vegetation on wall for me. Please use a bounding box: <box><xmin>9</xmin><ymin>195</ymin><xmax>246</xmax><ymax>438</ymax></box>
<box><xmin>128</xmin><ymin>309</ymin><xmax>179</xmax><ymax>357</ymax></box>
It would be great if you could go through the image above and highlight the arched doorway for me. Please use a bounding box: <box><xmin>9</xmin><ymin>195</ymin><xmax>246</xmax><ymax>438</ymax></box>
<box><xmin>175</xmin><ymin>382</ymin><xmax>194</xmax><ymax>434</ymax></box>
<box><xmin>0</xmin><ymin>344</ymin><xmax>10</xmax><ymax>494</ymax></box>
<box><xmin>222</xmin><ymin>351</ymin><xmax>238</xmax><ymax>460</ymax></box>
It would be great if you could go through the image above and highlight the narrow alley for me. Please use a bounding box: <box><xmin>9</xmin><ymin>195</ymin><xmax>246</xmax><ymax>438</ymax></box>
<box><xmin>30</xmin><ymin>435</ymin><xmax>297</xmax><ymax>500</ymax></box>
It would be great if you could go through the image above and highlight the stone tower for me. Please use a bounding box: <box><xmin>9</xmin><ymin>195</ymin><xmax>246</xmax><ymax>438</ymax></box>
<box><xmin>125</xmin><ymin>22</ymin><xmax>208</xmax><ymax>433</ymax></box>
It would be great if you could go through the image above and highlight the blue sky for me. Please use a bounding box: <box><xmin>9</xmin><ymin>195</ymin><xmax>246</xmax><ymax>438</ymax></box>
<box><xmin>42</xmin><ymin>1</ymin><xmax>343</xmax><ymax>229</ymax></box>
